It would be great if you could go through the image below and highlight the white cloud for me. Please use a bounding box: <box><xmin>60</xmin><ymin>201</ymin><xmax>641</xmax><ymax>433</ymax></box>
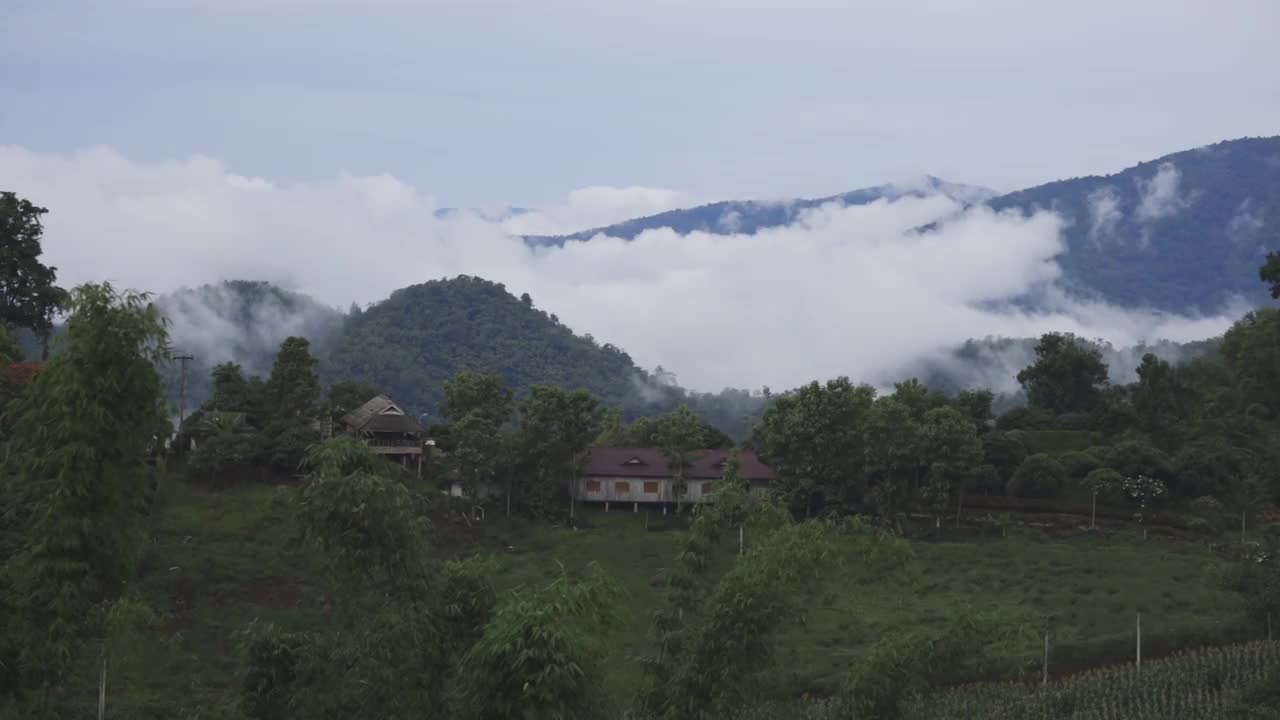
<box><xmin>1</xmin><ymin>145</ymin><xmax>1239</xmax><ymax>392</ymax></box>
<box><xmin>498</xmin><ymin>186</ymin><xmax>695</xmax><ymax>236</ymax></box>
<box><xmin>1086</xmin><ymin>186</ymin><xmax>1123</xmax><ymax>243</ymax></box>
<box><xmin>1228</xmin><ymin>198</ymin><xmax>1265</xmax><ymax>243</ymax></box>
<box><xmin>1134</xmin><ymin>162</ymin><xmax>1190</xmax><ymax>223</ymax></box>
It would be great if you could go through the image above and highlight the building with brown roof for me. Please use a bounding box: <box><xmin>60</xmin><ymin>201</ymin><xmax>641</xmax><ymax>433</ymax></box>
<box><xmin>341</xmin><ymin>394</ymin><xmax>426</xmax><ymax>476</ymax></box>
<box><xmin>578</xmin><ymin>447</ymin><xmax>776</xmax><ymax>508</ymax></box>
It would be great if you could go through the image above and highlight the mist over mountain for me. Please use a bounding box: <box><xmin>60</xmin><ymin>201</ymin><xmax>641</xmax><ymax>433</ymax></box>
<box><xmin>523</xmin><ymin>176</ymin><xmax>996</xmax><ymax>246</ymax></box>
<box><xmin>524</xmin><ymin>137</ymin><xmax>1280</xmax><ymax>317</ymax></box>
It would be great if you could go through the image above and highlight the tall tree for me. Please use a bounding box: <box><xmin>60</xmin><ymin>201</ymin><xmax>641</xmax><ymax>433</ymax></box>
<box><xmin>920</xmin><ymin>406</ymin><xmax>983</xmax><ymax>530</ymax></box>
<box><xmin>752</xmin><ymin>377</ymin><xmax>875</xmax><ymax>515</ymax></box>
<box><xmin>0</xmin><ymin>283</ymin><xmax>169</xmax><ymax>711</ymax></box>
<box><xmin>263</xmin><ymin>337</ymin><xmax>322</xmax><ymax>473</ymax></box>
<box><xmin>0</xmin><ymin>193</ymin><xmax>67</xmax><ymax>360</ymax></box>
<box><xmin>1016</xmin><ymin>333</ymin><xmax>1110</xmax><ymax>415</ymax></box>
<box><xmin>655</xmin><ymin>405</ymin><xmax>705</xmax><ymax>511</ymax></box>
<box><xmin>518</xmin><ymin>385</ymin><xmax>603</xmax><ymax>520</ymax></box>
<box><xmin>1132</xmin><ymin>353</ymin><xmax>1191</xmax><ymax>445</ymax></box>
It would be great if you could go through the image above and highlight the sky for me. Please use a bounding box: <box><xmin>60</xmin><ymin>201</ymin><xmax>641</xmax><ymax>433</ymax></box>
<box><xmin>3</xmin><ymin>0</ymin><xmax>1279</xmax><ymax>206</ymax></box>
<box><xmin>0</xmin><ymin>0</ymin><xmax>1276</xmax><ymax>391</ymax></box>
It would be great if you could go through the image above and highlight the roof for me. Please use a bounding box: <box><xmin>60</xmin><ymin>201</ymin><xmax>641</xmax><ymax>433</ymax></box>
<box><xmin>584</xmin><ymin>447</ymin><xmax>776</xmax><ymax>481</ymax></box>
<box><xmin>342</xmin><ymin>394</ymin><xmax>423</xmax><ymax>435</ymax></box>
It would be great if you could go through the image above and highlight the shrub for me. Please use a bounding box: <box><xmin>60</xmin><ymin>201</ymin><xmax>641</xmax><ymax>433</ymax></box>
<box><xmin>995</xmin><ymin>406</ymin><xmax>1055</xmax><ymax>431</ymax></box>
<box><xmin>1058</xmin><ymin>450</ymin><xmax>1100</xmax><ymax>481</ymax></box>
<box><xmin>1007</xmin><ymin>454</ymin><xmax>1067</xmax><ymax>499</ymax></box>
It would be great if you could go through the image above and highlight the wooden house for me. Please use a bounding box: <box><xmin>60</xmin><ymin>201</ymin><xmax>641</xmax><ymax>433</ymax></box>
<box><xmin>340</xmin><ymin>394</ymin><xmax>426</xmax><ymax>477</ymax></box>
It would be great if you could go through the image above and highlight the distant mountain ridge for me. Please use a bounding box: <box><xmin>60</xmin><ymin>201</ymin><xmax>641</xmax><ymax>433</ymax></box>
<box><xmin>523</xmin><ymin>176</ymin><xmax>997</xmax><ymax>246</ymax></box>
<box><xmin>985</xmin><ymin>136</ymin><xmax>1280</xmax><ymax>313</ymax></box>
<box><xmin>523</xmin><ymin>136</ymin><xmax>1280</xmax><ymax>315</ymax></box>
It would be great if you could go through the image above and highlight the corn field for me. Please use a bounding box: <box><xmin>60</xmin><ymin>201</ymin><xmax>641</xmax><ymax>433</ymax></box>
<box><xmin>905</xmin><ymin>640</ymin><xmax>1280</xmax><ymax>720</ymax></box>
<box><xmin>735</xmin><ymin>641</ymin><xmax>1280</xmax><ymax>719</ymax></box>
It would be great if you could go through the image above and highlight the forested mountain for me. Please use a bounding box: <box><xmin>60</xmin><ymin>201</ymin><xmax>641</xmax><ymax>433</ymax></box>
<box><xmin>324</xmin><ymin>276</ymin><xmax>642</xmax><ymax>421</ymax></box>
<box><xmin>986</xmin><ymin>136</ymin><xmax>1280</xmax><ymax>313</ymax></box>
<box><xmin>523</xmin><ymin>176</ymin><xmax>995</xmax><ymax>246</ymax></box>
<box><xmin>320</xmin><ymin>276</ymin><xmax>767</xmax><ymax>434</ymax></box>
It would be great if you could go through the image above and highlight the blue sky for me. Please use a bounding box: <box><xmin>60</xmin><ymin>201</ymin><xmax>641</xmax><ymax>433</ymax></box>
<box><xmin>4</xmin><ymin>0</ymin><xmax>1278</xmax><ymax>208</ymax></box>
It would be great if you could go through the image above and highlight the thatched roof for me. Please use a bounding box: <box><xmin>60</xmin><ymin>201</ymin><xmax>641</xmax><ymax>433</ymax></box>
<box><xmin>342</xmin><ymin>394</ymin><xmax>422</xmax><ymax>435</ymax></box>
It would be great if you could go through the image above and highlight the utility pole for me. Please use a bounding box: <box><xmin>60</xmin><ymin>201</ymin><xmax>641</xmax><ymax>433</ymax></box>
<box><xmin>174</xmin><ymin>354</ymin><xmax>194</xmax><ymax>431</ymax></box>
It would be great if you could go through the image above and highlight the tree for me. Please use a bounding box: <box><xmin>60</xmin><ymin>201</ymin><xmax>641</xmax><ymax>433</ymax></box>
<box><xmin>441</xmin><ymin>370</ymin><xmax>514</xmax><ymax>427</ymax></box>
<box><xmin>0</xmin><ymin>283</ymin><xmax>169</xmax><ymax>710</ymax></box>
<box><xmin>1016</xmin><ymin>333</ymin><xmax>1110</xmax><ymax>415</ymax></box>
<box><xmin>954</xmin><ymin>389</ymin><xmax>994</xmax><ymax>434</ymax></box>
<box><xmin>1122</xmin><ymin>474</ymin><xmax>1167</xmax><ymax>538</ymax></box>
<box><xmin>188</xmin><ymin>413</ymin><xmax>256</xmax><ymax>488</ymax></box>
<box><xmin>752</xmin><ymin>378</ymin><xmax>875</xmax><ymax>515</ymax></box>
<box><xmin>324</xmin><ymin>379</ymin><xmax>381</xmax><ymax>423</ymax></box>
<box><xmin>864</xmin><ymin>396</ymin><xmax>920</xmax><ymax>528</ymax></box>
<box><xmin>0</xmin><ymin>193</ymin><xmax>67</xmax><ymax>360</ymax></box>
<box><xmin>1260</xmin><ymin>251</ymin><xmax>1280</xmax><ymax>299</ymax></box>
<box><xmin>263</xmin><ymin>337</ymin><xmax>322</xmax><ymax>473</ymax></box>
<box><xmin>455</xmin><ymin>565</ymin><xmax>615</xmax><ymax>720</ymax></box>
<box><xmin>1132</xmin><ymin>353</ymin><xmax>1191</xmax><ymax>445</ymax></box>
<box><xmin>517</xmin><ymin>385</ymin><xmax>603</xmax><ymax>520</ymax></box>
<box><xmin>1008</xmin><ymin>454</ymin><xmax>1067</xmax><ymax>499</ymax></box>
<box><xmin>1082</xmin><ymin>468</ymin><xmax>1122</xmax><ymax>530</ymax></box>
<box><xmin>449</xmin><ymin>413</ymin><xmax>506</xmax><ymax>518</ymax></box>
<box><xmin>209</xmin><ymin>362</ymin><xmax>257</xmax><ymax>414</ymax></box>
<box><xmin>920</xmin><ymin>407</ymin><xmax>983</xmax><ymax>530</ymax></box>
<box><xmin>655</xmin><ymin>405</ymin><xmax>706</xmax><ymax>511</ymax></box>
<box><xmin>981</xmin><ymin>431</ymin><xmax>1027</xmax><ymax>485</ymax></box>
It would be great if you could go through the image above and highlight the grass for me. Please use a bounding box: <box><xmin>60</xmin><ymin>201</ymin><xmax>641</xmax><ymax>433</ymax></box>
<box><xmin>66</xmin><ymin>475</ymin><xmax>1251</xmax><ymax>717</ymax></box>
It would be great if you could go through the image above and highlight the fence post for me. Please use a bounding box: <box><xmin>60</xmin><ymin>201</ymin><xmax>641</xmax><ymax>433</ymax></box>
<box><xmin>98</xmin><ymin>658</ymin><xmax>107</xmax><ymax>720</ymax></box>
<box><xmin>1042</xmin><ymin>629</ymin><xmax>1049</xmax><ymax>686</ymax></box>
<box><xmin>739</xmin><ymin>525</ymin><xmax>744</xmax><ymax>556</ymax></box>
<box><xmin>1136</xmin><ymin>612</ymin><xmax>1142</xmax><ymax>670</ymax></box>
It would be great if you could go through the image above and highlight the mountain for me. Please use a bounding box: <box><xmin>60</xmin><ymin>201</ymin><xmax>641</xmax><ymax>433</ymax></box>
<box><xmin>523</xmin><ymin>176</ymin><xmax>996</xmax><ymax>246</ymax></box>
<box><xmin>324</xmin><ymin>275</ymin><xmax>642</xmax><ymax>420</ymax></box>
<box><xmin>985</xmin><ymin>136</ymin><xmax>1280</xmax><ymax>313</ymax></box>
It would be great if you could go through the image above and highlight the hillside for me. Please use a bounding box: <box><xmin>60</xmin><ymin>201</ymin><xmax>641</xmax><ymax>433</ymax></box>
<box><xmin>987</xmin><ymin>136</ymin><xmax>1280</xmax><ymax>313</ymax></box>
<box><xmin>524</xmin><ymin>176</ymin><xmax>995</xmax><ymax>246</ymax></box>
<box><xmin>323</xmin><ymin>275</ymin><xmax>647</xmax><ymax>420</ymax></box>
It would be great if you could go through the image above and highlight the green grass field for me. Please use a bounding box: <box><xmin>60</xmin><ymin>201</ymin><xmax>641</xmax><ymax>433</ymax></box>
<box><xmin>71</xmin><ymin>475</ymin><xmax>1254</xmax><ymax>717</ymax></box>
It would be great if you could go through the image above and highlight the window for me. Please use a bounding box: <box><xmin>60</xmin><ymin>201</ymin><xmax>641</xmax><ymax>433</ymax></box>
<box><xmin>643</xmin><ymin>481</ymin><xmax>659</xmax><ymax>494</ymax></box>
<box><xmin>615</xmin><ymin>481</ymin><xmax>630</xmax><ymax>494</ymax></box>
<box><xmin>586</xmin><ymin>480</ymin><xmax>601</xmax><ymax>492</ymax></box>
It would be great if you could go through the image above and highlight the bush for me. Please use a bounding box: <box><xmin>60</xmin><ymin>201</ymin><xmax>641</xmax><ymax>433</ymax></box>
<box><xmin>1053</xmin><ymin>412</ymin><xmax>1094</xmax><ymax>431</ymax></box>
<box><xmin>1105</xmin><ymin>440</ymin><xmax>1173</xmax><ymax>483</ymax></box>
<box><xmin>1058</xmin><ymin>450</ymin><xmax>1100</xmax><ymax>481</ymax></box>
<box><xmin>1189</xmin><ymin>495</ymin><xmax>1226</xmax><ymax>527</ymax></box>
<box><xmin>1007</xmin><ymin>454</ymin><xmax>1067</xmax><ymax>499</ymax></box>
<box><xmin>995</xmin><ymin>406</ymin><xmax>1055</xmax><ymax>431</ymax></box>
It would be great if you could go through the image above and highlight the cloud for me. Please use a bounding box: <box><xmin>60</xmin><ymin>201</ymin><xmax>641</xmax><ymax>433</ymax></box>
<box><xmin>1</xmin><ymin>145</ymin><xmax>1240</xmax><ymax>393</ymax></box>
<box><xmin>1134</xmin><ymin>162</ymin><xmax>1190</xmax><ymax>223</ymax></box>
<box><xmin>1086</xmin><ymin>186</ymin><xmax>1123</xmax><ymax>244</ymax></box>
<box><xmin>1228</xmin><ymin>198</ymin><xmax>1265</xmax><ymax>243</ymax></box>
<box><xmin>498</xmin><ymin>186</ymin><xmax>695</xmax><ymax>236</ymax></box>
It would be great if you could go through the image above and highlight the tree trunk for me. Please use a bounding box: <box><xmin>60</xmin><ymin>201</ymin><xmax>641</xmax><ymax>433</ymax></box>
<box><xmin>955</xmin><ymin>491</ymin><xmax>964</xmax><ymax>528</ymax></box>
<box><xmin>40</xmin><ymin>330</ymin><xmax>50</xmax><ymax>361</ymax></box>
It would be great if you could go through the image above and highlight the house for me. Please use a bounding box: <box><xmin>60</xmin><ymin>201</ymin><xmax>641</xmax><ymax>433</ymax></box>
<box><xmin>340</xmin><ymin>394</ymin><xmax>426</xmax><ymax>477</ymax></box>
<box><xmin>576</xmin><ymin>447</ymin><xmax>776</xmax><ymax>509</ymax></box>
